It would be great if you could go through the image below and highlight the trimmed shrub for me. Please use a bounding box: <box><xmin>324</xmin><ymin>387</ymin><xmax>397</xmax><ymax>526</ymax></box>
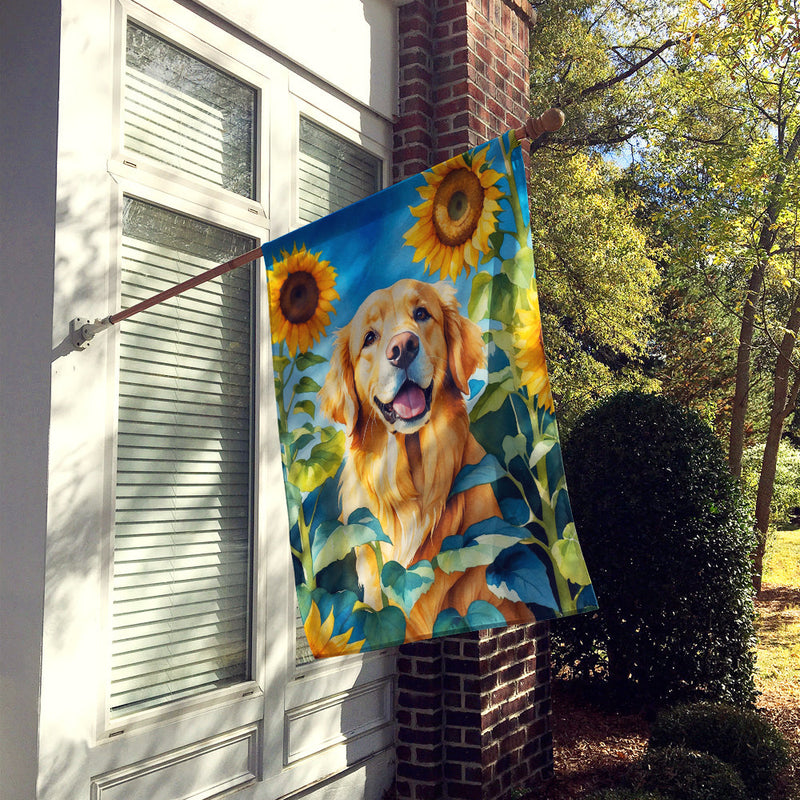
<box><xmin>555</xmin><ymin>391</ymin><xmax>757</xmax><ymax>707</ymax></box>
<box><xmin>632</xmin><ymin>746</ymin><xmax>748</xmax><ymax>800</ymax></box>
<box><xmin>649</xmin><ymin>701</ymin><xmax>790</xmax><ymax>798</ymax></box>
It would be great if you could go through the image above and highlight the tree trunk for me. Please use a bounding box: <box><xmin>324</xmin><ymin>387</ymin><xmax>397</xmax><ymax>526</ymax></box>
<box><xmin>753</xmin><ymin>299</ymin><xmax>800</xmax><ymax>593</ymax></box>
<box><xmin>728</xmin><ymin>127</ymin><xmax>800</xmax><ymax>478</ymax></box>
<box><xmin>728</xmin><ymin>265</ymin><xmax>765</xmax><ymax>478</ymax></box>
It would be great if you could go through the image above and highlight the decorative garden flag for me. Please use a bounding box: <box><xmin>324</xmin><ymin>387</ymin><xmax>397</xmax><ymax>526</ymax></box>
<box><xmin>263</xmin><ymin>131</ymin><xmax>598</xmax><ymax>657</ymax></box>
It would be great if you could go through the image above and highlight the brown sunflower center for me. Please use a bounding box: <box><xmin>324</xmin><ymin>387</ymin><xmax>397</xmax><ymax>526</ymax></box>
<box><xmin>279</xmin><ymin>270</ymin><xmax>320</xmax><ymax>324</ymax></box>
<box><xmin>432</xmin><ymin>168</ymin><xmax>484</xmax><ymax>247</ymax></box>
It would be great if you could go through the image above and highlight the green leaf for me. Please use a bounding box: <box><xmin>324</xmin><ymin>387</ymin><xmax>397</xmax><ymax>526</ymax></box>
<box><xmin>380</xmin><ymin>560</ymin><xmax>435</xmax><ymax>616</ymax></box>
<box><xmin>295</xmin><ymin>583</ymin><xmax>312</xmax><ymax>620</ymax></box>
<box><xmin>468</xmin><ymin>271</ymin><xmax>494</xmax><ymax>321</ymax></box>
<box><xmin>295</xmin><ymin>351</ymin><xmax>327</xmax><ymax>370</ymax></box>
<box><xmin>448</xmin><ymin>453</ymin><xmax>506</xmax><ymax>498</ymax></box>
<box><xmin>489</xmin><ymin>328</ymin><xmax>515</xmax><ymax>357</ymax></box>
<box><xmin>503</xmin><ymin>245</ymin><xmax>534</xmax><ymax>289</ymax></box>
<box><xmin>291</xmin><ymin>432</ymin><xmax>316</xmax><ymax>453</ymax></box>
<box><xmin>432</xmin><ymin>608</ymin><xmax>470</xmax><ymax>637</ymax></box>
<box><xmin>469</xmin><ymin>371</ymin><xmax>515</xmax><ymax>421</ymax></box>
<box><xmin>463</xmin><ymin>599</ymin><xmax>508</xmax><ymax>629</ymax></box>
<box><xmin>488</xmin><ymin>272</ymin><xmax>516</xmax><ymax>326</ymax></box>
<box><xmin>287</xmin><ymin>430</ymin><xmax>345</xmax><ymax>492</ymax></box>
<box><xmin>529</xmin><ymin>437</ymin><xmax>557</xmax><ymax>469</ymax></box>
<box><xmin>434</xmin><ymin>517</ymin><xmax>529</xmax><ymax>574</ymax></box>
<box><xmin>292</xmin><ymin>399</ymin><xmax>317</xmax><ymax>417</ymax></box>
<box><xmin>295</xmin><ymin>375</ymin><xmax>322</xmax><ymax>395</ymax></box>
<box><xmin>503</xmin><ymin>433</ymin><xmax>529</xmax><ymax>466</ymax></box>
<box><xmin>551</xmin><ymin>524</ymin><xmax>591</xmax><ymax>586</ymax></box>
<box><xmin>363</xmin><ymin>605</ymin><xmax>407</xmax><ymax>649</ymax></box>
<box><xmin>273</xmin><ymin>355</ymin><xmax>290</xmax><ymax>374</ymax></box>
<box><xmin>284</xmin><ymin>482</ymin><xmax>302</xmax><ymax>531</ymax></box>
<box><xmin>313</xmin><ymin>522</ymin><xmax>391</xmax><ymax>573</ymax></box>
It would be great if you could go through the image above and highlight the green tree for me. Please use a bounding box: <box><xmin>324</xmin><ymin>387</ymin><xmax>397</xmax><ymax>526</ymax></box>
<box><xmin>636</xmin><ymin>0</ymin><xmax>800</xmax><ymax>588</ymax></box>
<box><xmin>528</xmin><ymin>151</ymin><xmax>660</xmax><ymax>425</ymax></box>
<box><xmin>527</xmin><ymin>0</ymin><xmax>672</xmax><ymax>425</ymax></box>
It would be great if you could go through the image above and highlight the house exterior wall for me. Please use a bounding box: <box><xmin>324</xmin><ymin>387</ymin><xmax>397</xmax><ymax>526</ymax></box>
<box><xmin>0</xmin><ymin>1</ymin><xmax>555</xmax><ymax>798</ymax></box>
<box><xmin>0</xmin><ymin>0</ymin><xmax>61</xmax><ymax>796</ymax></box>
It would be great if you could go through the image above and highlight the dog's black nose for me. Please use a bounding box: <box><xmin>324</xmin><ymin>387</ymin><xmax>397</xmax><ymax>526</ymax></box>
<box><xmin>386</xmin><ymin>331</ymin><xmax>419</xmax><ymax>369</ymax></box>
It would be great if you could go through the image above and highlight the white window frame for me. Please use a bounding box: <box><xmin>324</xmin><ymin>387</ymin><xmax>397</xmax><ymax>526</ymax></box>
<box><xmin>46</xmin><ymin>0</ymin><xmax>397</xmax><ymax>794</ymax></box>
<box><xmin>100</xmin><ymin>0</ymin><xmax>273</xmax><ymax>740</ymax></box>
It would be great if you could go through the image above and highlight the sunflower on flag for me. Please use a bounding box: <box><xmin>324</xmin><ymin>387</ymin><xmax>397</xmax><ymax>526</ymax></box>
<box><xmin>267</xmin><ymin>243</ymin><xmax>346</xmax><ymax>611</ymax></box>
<box><xmin>403</xmin><ymin>145</ymin><xmax>504</xmax><ymax>281</ymax></box>
<box><xmin>513</xmin><ymin>283</ymin><xmax>554</xmax><ymax>413</ymax></box>
<box><xmin>268</xmin><ymin>244</ymin><xmax>339</xmax><ymax>356</ymax></box>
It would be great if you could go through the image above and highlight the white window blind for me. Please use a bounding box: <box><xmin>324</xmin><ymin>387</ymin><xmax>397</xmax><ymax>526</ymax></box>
<box><xmin>298</xmin><ymin>116</ymin><xmax>381</xmax><ymax>224</ymax></box>
<box><xmin>111</xmin><ymin>198</ymin><xmax>256</xmax><ymax>716</ymax></box>
<box><xmin>125</xmin><ymin>23</ymin><xmax>256</xmax><ymax>199</ymax></box>
<box><xmin>294</xmin><ymin>119</ymin><xmax>382</xmax><ymax>664</ymax></box>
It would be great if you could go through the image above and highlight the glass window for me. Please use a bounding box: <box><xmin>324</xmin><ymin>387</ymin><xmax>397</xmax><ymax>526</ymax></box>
<box><xmin>298</xmin><ymin>116</ymin><xmax>381</xmax><ymax>223</ymax></box>
<box><xmin>111</xmin><ymin>197</ymin><xmax>255</xmax><ymax>716</ymax></box>
<box><xmin>125</xmin><ymin>23</ymin><xmax>257</xmax><ymax>198</ymax></box>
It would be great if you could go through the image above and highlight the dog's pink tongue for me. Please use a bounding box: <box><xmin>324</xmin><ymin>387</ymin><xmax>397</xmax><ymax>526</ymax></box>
<box><xmin>393</xmin><ymin>384</ymin><xmax>426</xmax><ymax>420</ymax></box>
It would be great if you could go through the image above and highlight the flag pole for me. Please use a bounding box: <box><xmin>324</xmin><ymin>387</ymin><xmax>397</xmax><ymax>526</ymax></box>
<box><xmin>70</xmin><ymin>109</ymin><xmax>563</xmax><ymax>350</ymax></box>
<box><xmin>69</xmin><ymin>246</ymin><xmax>264</xmax><ymax>349</ymax></box>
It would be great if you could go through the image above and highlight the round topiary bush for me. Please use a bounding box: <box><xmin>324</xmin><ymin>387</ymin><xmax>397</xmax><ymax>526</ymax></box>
<box><xmin>555</xmin><ymin>391</ymin><xmax>757</xmax><ymax>707</ymax></box>
<box><xmin>649</xmin><ymin>701</ymin><xmax>790</xmax><ymax>798</ymax></box>
<box><xmin>633</xmin><ymin>746</ymin><xmax>748</xmax><ymax>800</ymax></box>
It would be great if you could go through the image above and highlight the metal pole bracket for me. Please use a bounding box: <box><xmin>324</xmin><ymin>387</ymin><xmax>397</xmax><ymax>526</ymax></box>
<box><xmin>70</xmin><ymin>317</ymin><xmax>112</xmax><ymax>350</ymax></box>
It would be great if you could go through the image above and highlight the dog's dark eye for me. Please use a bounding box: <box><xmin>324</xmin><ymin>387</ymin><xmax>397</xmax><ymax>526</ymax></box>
<box><xmin>363</xmin><ymin>330</ymin><xmax>377</xmax><ymax>348</ymax></box>
<box><xmin>413</xmin><ymin>306</ymin><xmax>430</xmax><ymax>322</ymax></box>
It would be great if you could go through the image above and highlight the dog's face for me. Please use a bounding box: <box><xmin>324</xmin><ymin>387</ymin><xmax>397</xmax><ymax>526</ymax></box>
<box><xmin>320</xmin><ymin>279</ymin><xmax>484</xmax><ymax>436</ymax></box>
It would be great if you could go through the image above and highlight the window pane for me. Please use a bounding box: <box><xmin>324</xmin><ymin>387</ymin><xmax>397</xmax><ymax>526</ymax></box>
<box><xmin>298</xmin><ymin>117</ymin><xmax>381</xmax><ymax>223</ymax></box>
<box><xmin>125</xmin><ymin>23</ymin><xmax>256</xmax><ymax>198</ymax></box>
<box><xmin>111</xmin><ymin>197</ymin><xmax>255</xmax><ymax>716</ymax></box>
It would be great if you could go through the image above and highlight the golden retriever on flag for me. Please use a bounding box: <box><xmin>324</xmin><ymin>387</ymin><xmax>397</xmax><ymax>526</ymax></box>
<box><xmin>319</xmin><ymin>278</ymin><xmax>534</xmax><ymax>636</ymax></box>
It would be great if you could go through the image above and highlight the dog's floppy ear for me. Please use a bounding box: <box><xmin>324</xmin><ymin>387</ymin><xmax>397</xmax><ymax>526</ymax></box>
<box><xmin>319</xmin><ymin>325</ymin><xmax>360</xmax><ymax>435</ymax></box>
<box><xmin>436</xmin><ymin>281</ymin><xmax>485</xmax><ymax>395</ymax></box>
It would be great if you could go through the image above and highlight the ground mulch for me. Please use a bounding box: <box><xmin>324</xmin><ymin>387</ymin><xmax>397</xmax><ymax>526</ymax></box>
<box><xmin>537</xmin><ymin>586</ymin><xmax>800</xmax><ymax>800</ymax></box>
<box><xmin>539</xmin><ymin>680</ymin><xmax>651</xmax><ymax>799</ymax></box>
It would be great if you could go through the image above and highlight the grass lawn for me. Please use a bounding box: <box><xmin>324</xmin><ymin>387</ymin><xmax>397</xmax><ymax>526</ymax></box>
<box><xmin>756</xmin><ymin>527</ymin><xmax>800</xmax><ymax>800</ymax></box>
<box><xmin>757</xmin><ymin>528</ymin><xmax>800</xmax><ymax>698</ymax></box>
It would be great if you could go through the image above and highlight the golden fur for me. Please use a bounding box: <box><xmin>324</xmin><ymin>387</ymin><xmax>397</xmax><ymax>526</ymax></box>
<box><xmin>319</xmin><ymin>279</ymin><xmax>534</xmax><ymax>636</ymax></box>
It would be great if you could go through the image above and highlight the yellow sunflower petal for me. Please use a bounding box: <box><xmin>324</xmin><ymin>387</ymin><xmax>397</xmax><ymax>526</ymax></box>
<box><xmin>513</xmin><ymin>286</ymin><xmax>555</xmax><ymax>412</ymax></box>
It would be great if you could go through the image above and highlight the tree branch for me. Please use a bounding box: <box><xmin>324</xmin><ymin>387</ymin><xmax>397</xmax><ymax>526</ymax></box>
<box><xmin>559</xmin><ymin>39</ymin><xmax>678</xmax><ymax>107</ymax></box>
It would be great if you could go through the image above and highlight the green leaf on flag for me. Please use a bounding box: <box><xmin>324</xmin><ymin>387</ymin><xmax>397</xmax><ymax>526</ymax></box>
<box><xmin>313</xmin><ymin>521</ymin><xmax>391</xmax><ymax>574</ymax></box>
<box><xmin>295</xmin><ymin>375</ymin><xmax>322</xmax><ymax>395</ymax></box>
<box><xmin>295</xmin><ymin>351</ymin><xmax>327</xmax><ymax>370</ymax></box>
<box><xmin>381</xmin><ymin>560</ymin><xmax>435</xmax><ymax>616</ymax></box>
<box><xmin>551</xmin><ymin>524</ymin><xmax>591</xmax><ymax>586</ymax></box>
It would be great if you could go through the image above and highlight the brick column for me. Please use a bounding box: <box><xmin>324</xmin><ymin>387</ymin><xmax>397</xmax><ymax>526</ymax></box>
<box><xmin>395</xmin><ymin>626</ymin><xmax>553</xmax><ymax>800</ymax></box>
<box><xmin>395</xmin><ymin>0</ymin><xmax>535</xmax><ymax>171</ymax></box>
<box><xmin>393</xmin><ymin>5</ymin><xmax>552</xmax><ymax>798</ymax></box>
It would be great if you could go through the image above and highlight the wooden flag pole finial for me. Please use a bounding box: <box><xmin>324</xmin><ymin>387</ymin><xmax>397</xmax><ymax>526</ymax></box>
<box><xmin>514</xmin><ymin>108</ymin><xmax>565</xmax><ymax>142</ymax></box>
